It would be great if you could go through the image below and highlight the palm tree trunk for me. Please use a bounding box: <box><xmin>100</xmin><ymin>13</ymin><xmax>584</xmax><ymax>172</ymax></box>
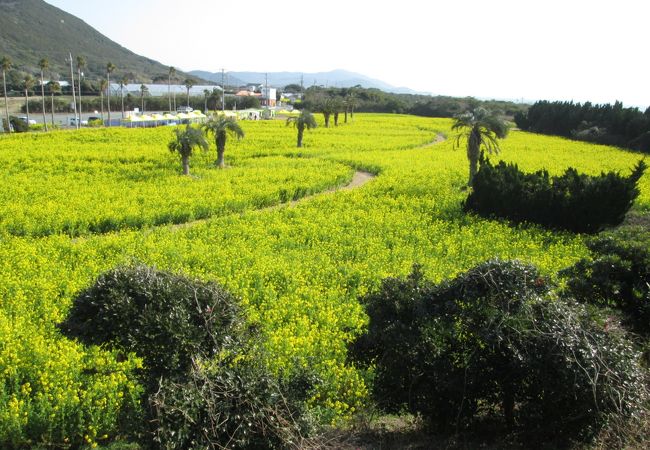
<box><xmin>216</xmin><ymin>149</ymin><xmax>225</xmax><ymax>167</ymax></box>
<box><xmin>50</xmin><ymin>93</ymin><xmax>55</xmax><ymax>127</ymax></box>
<box><xmin>40</xmin><ymin>70</ymin><xmax>48</xmax><ymax>131</ymax></box>
<box><xmin>216</xmin><ymin>134</ymin><xmax>226</xmax><ymax>167</ymax></box>
<box><xmin>107</xmin><ymin>75</ymin><xmax>111</xmax><ymax>127</ymax></box>
<box><xmin>77</xmin><ymin>68</ymin><xmax>82</xmax><ymax>124</ymax></box>
<box><xmin>334</xmin><ymin>112</ymin><xmax>339</xmax><ymax>126</ymax></box>
<box><xmin>182</xmin><ymin>155</ymin><xmax>190</xmax><ymax>175</ymax></box>
<box><xmin>186</xmin><ymin>89</ymin><xmax>190</xmax><ymax>108</ymax></box>
<box><xmin>467</xmin><ymin>127</ymin><xmax>481</xmax><ymax>186</ymax></box>
<box><xmin>168</xmin><ymin>75</ymin><xmax>172</xmax><ymax>111</ymax></box>
<box><xmin>100</xmin><ymin>91</ymin><xmax>104</xmax><ymax>122</ymax></box>
<box><xmin>297</xmin><ymin>127</ymin><xmax>304</xmax><ymax>148</ymax></box>
<box><xmin>2</xmin><ymin>70</ymin><xmax>9</xmax><ymax>133</ymax></box>
<box><xmin>344</xmin><ymin>109</ymin><xmax>348</xmax><ymax>124</ymax></box>
<box><xmin>121</xmin><ymin>87</ymin><xmax>125</xmax><ymax>119</ymax></box>
<box><xmin>25</xmin><ymin>89</ymin><xmax>30</xmax><ymax>124</ymax></box>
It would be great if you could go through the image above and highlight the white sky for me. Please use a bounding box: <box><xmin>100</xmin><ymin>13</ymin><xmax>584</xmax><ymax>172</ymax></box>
<box><xmin>44</xmin><ymin>0</ymin><xmax>649</xmax><ymax>108</ymax></box>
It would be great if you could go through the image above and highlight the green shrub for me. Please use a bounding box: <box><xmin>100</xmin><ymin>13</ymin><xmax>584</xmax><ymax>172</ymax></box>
<box><xmin>8</xmin><ymin>117</ymin><xmax>29</xmax><ymax>133</ymax></box>
<box><xmin>59</xmin><ymin>264</ymin><xmax>242</xmax><ymax>385</ymax></box>
<box><xmin>60</xmin><ymin>264</ymin><xmax>314</xmax><ymax>448</ymax></box>
<box><xmin>463</xmin><ymin>157</ymin><xmax>646</xmax><ymax>233</ymax></box>
<box><xmin>150</xmin><ymin>359</ymin><xmax>315</xmax><ymax>449</ymax></box>
<box><xmin>561</xmin><ymin>226</ymin><xmax>650</xmax><ymax>336</ymax></box>
<box><xmin>353</xmin><ymin>260</ymin><xmax>648</xmax><ymax>440</ymax></box>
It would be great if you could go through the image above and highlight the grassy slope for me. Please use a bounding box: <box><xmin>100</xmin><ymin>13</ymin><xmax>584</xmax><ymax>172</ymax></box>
<box><xmin>0</xmin><ymin>0</ymin><xmax>200</xmax><ymax>82</ymax></box>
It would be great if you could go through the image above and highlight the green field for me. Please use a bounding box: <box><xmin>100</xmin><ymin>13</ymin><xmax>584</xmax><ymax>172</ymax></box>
<box><xmin>1</xmin><ymin>114</ymin><xmax>648</xmax><ymax>446</ymax></box>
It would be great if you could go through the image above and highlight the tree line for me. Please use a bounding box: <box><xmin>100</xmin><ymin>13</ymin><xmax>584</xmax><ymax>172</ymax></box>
<box><xmin>514</xmin><ymin>100</ymin><xmax>650</xmax><ymax>152</ymax></box>
<box><xmin>296</xmin><ymin>85</ymin><xmax>528</xmax><ymax>122</ymax></box>
<box><xmin>1</xmin><ymin>54</ymin><xmax>215</xmax><ymax>132</ymax></box>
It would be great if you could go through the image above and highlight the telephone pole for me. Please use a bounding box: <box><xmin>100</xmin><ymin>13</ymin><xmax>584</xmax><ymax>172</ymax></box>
<box><xmin>67</xmin><ymin>53</ymin><xmax>78</xmax><ymax>129</ymax></box>
<box><xmin>221</xmin><ymin>68</ymin><xmax>225</xmax><ymax>112</ymax></box>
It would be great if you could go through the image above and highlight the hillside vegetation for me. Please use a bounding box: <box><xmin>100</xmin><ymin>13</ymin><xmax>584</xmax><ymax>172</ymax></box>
<box><xmin>0</xmin><ymin>0</ymin><xmax>199</xmax><ymax>83</ymax></box>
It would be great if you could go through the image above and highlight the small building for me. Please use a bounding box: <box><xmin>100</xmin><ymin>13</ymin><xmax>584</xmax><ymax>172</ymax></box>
<box><xmin>261</xmin><ymin>87</ymin><xmax>276</xmax><ymax>107</ymax></box>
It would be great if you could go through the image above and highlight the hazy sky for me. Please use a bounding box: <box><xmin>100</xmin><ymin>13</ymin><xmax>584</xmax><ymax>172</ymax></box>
<box><xmin>45</xmin><ymin>0</ymin><xmax>649</xmax><ymax>108</ymax></box>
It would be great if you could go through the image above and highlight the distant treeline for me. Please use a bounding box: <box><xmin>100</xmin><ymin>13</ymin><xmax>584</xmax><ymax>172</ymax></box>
<box><xmin>22</xmin><ymin>92</ymin><xmax>262</xmax><ymax>114</ymax></box>
<box><xmin>514</xmin><ymin>100</ymin><xmax>650</xmax><ymax>153</ymax></box>
<box><xmin>298</xmin><ymin>86</ymin><xmax>528</xmax><ymax>119</ymax></box>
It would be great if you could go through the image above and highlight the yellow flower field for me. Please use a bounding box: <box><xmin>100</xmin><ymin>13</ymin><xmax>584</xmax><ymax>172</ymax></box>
<box><xmin>0</xmin><ymin>114</ymin><xmax>647</xmax><ymax>445</ymax></box>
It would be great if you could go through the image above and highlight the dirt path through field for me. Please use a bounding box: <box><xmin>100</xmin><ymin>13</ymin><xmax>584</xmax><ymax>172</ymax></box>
<box><xmin>165</xmin><ymin>133</ymin><xmax>447</xmax><ymax>230</ymax></box>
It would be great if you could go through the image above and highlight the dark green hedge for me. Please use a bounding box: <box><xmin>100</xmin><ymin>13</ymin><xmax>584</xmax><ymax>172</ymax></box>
<box><xmin>463</xmin><ymin>157</ymin><xmax>646</xmax><ymax>233</ymax></box>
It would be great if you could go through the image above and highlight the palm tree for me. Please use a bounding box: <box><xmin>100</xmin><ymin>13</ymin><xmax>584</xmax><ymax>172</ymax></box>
<box><xmin>76</xmin><ymin>56</ymin><xmax>86</xmax><ymax>122</ymax></box>
<box><xmin>318</xmin><ymin>96</ymin><xmax>335</xmax><ymax>128</ymax></box>
<box><xmin>140</xmin><ymin>84</ymin><xmax>149</xmax><ymax>112</ymax></box>
<box><xmin>203</xmin><ymin>89</ymin><xmax>210</xmax><ymax>113</ymax></box>
<box><xmin>99</xmin><ymin>78</ymin><xmax>108</xmax><ymax>123</ymax></box>
<box><xmin>452</xmin><ymin>107</ymin><xmax>509</xmax><ymax>186</ymax></box>
<box><xmin>344</xmin><ymin>92</ymin><xmax>357</xmax><ymax>123</ymax></box>
<box><xmin>23</xmin><ymin>74</ymin><xmax>35</xmax><ymax>125</ymax></box>
<box><xmin>202</xmin><ymin>115</ymin><xmax>245</xmax><ymax>168</ymax></box>
<box><xmin>49</xmin><ymin>81</ymin><xmax>61</xmax><ymax>127</ymax></box>
<box><xmin>332</xmin><ymin>97</ymin><xmax>344</xmax><ymax>126</ymax></box>
<box><xmin>184</xmin><ymin>78</ymin><xmax>195</xmax><ymax>109</ymax></box>
<box><xmin>286</xmin><ymin>110</ymin><xmax>317</xmax><ymax>148</ymax></box>
<box><xmin>38</xmin><ymin>58</ymin><xmax>49</xmax><ymax>131</ymax></box>
<box><xmin>168</xmin><ymin>66</ymin><xmax>176</xmax><ymax>111</ymax></box>
<box><xmin>119</xmin><ymin>76</ymin><xmax>128</xmax><ymax>119</ymax></box>
<box><xmin>168</xmin><ymin>125</ymin><xmax>209</xmax><ymax>176</ymax></box>
<box><xmin>1</xmin><ymin>56</ymin><xmax>11</xmax><ymax>132</ymax></box>
<box><xmin>106</xmin><ymin>62</ymin><xmax>116</xmax><ymax>126</ymax></box>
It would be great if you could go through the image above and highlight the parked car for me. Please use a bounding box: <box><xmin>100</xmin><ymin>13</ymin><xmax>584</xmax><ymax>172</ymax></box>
<box><xmin>69</xmin><ymin>117</ymin><xmax>88</xmax><ymax>126</ymax></box>
<box><xmin>17</xmin><ymin>116</ymin><xmax>37</xmax><ymax>125</ymax></box>
<box><xmin>176</xmin><ymin>106</ymin><xmax>193</xmax><ymax>113</ymax></box>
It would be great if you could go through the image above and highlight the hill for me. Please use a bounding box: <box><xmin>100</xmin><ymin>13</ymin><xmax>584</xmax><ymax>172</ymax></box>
<box><xmin>190</xmin><ymin>69</ymin><xmax>419</xmax><ymax>94</ymax></box>
<box><xmin>0</xmin><ymin>0</ymin><xmax>203</xmax><ymax>84</ymax></box>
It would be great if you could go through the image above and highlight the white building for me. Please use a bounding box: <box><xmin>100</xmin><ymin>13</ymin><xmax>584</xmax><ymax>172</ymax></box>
<box><xmin>261</xmin><ymin>87</ymin><xmax>276</xmax><ymax>107</ymax></box>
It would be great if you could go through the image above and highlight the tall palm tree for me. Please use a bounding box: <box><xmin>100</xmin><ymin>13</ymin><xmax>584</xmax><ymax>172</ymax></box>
<box><xmin>1</xmin><ymin>56</ymin><xmax>11</xmax><ymax>132</ymax></box>
<box><xmin>76</xmin><ymin>56</ymin><xmax>86</xmax><ymax>122</ymax></box>
<box><xmin>452</xmin><ymin>107</ymin><xmax>509</xmax><ymax>186</ymax></box>
<box><xmin>140</xmin><ymin>84</ymin><xmax>149</xmax><ymax>113</ymax></box>
<box><xmin>106</xmin><ymin>62</ymin><xmax>116</xmax><ymax>126</ymax></box>
<box><xmin>168</xmin><ymin>66</ymin><xmax>176</xmax><ymax>111</ymax></box>
<box><xmin>286</xmin><ymin>110</ymin><xmax>317</xmax><ymax>148</ymax></box>
<box><xmin>202</xmin><ymin>115</ymin><xmax>245</xmax><ymax>168</ymax></box>
<box><xmin>344</xmin><ymin>92</ymin><xmax>356</xmax><ymax>124</ymax></box>
<box><xmin>38</xmin><ymin>58</ymin><xmax>49</xmax><ymax>131</ymax></box>
<box><xmin>99</xmin><ymin>78</ymin><xmax>108</xmax><ymax>123</ymax></box>
<box><xmin>120</xmin><ymin>76</ymin><xmax>128</xmax><ymax>119</ymax></box>
<box><xmin>49</xmin><ymin>81</ymin><xmax>61</xmax><ymax>127</ymax></box>
<box><xmin>23</xmin><ymin>74</ymin><xmax>35</xmax><ymax>125</ymax></box>
<box><xmin>203</xmin><ymin>89</ymin><xmax>210</xmax><ymax>113</ymax></box>
<box><xmin>168</xmin><ymin>125</ymin><xmax>209</xmax><ymax>176</ymax></box>
<box><xmin>321</xmin><ymin>96</ymin><xmax>337</xmax><ymax>128</ymax></box>
<box><xmin>184</xmin><ymin>78</ymin><xmax>194</xmax><ymax>109</ymax></box>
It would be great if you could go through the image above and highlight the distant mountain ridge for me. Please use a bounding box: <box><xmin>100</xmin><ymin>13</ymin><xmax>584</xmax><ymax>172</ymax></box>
<box><xmin>190</xmin><ymin>69</ymin><xmax>419</xmax><ymax>94</ymax></box>
<box><xmin>0</xmin><ymin>0</ymin><xmax>204</xmax><ymax>83</ymax></box>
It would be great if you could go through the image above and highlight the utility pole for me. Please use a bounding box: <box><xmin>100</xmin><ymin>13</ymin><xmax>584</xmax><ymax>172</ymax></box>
<box><xmin>221</xmin><ymin>68</ymin><xmax>225</xmax><ymax>112</ymax></box>
<box><xmin>300</xmin><ymin>74</ymin><xmax>304</xmax><ymax>93</ymax></box>
<box><xmin>265</xmin><ymin>72</ymin><xmax>268</xmax><ymax>107</ymax></box>
<box><xmin>67</xmin><ymin>53</ymin><xmax>78</xmax><ymax>129</ymax></box>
